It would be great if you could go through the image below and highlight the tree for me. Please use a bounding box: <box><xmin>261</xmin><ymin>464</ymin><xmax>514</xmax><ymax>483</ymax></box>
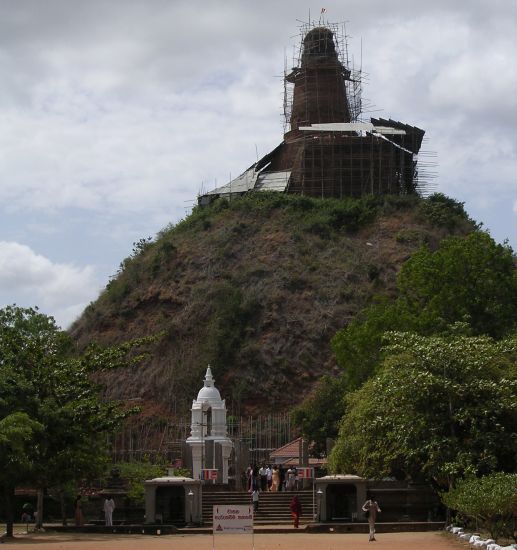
<box><xmin>397</xmin><ymin>231</ymin><xmax>517</xmax><ymax>337</ymax></box>
<box><xmin>0</xmin><ymin>413</ymin><xmax>43</xmax><ymax>536</ymax></box>
<box><xmin>0</xmin><ymin>305</ymin><xmax>156</xmax><ymax>537</ymax></box>
<box><xmin>291</xmin><ymin>375</ymin><xmax>348</xmax><ymax>456</ymax></box>
<box><xmin>332</xmin><ymin>232</ymin><xmax>517</xmax><ymax>387</ymax></box>
<box><xmin>328</xmin><ymin>332</ymin><xmax>517</xmax><ymax>488</ymax></box>
<box><xmin>441</xmin><ymin>473</ymin><xmax>517</xmax><ymax>542</ymax></box>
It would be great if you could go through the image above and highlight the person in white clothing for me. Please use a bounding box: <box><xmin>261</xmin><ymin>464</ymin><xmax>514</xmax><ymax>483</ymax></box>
<box><xmin>259</xmin><ymin>464</ymin><xmax>268</xmax><ymax>491</ymax></box>
<box><xmin>266</xmin><ymin>465</ymin><xmax>272</xmax><ymax>491</ymax></box>
<box><xmin>362</xmin><ymin>494</ymin><xmax>381</xmax><ymax>541</ymax></box>
<box><xmin>103</xmin><ymin>497</ymin><xmax>116</xmax><ymax>526</ymax></box>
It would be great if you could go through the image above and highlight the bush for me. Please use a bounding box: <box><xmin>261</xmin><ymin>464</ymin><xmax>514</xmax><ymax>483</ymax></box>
<box><xmin>441</xmin><ymin>473</ymin><xmax>517</xmax><ymax>542</ymax></box>
<box><xmin>202</xmin><ymin>283</ymin><xmax>262</xmax><ymax>373</ymax></box>
<box><xmin>113</xmin><ymin>461</ymin><xmax>166</xmax><ymax>505</ymax></box>
<box><xmin>418</xmin><ymin>193</ymin><xmax>472</xmax><ymax>230</ymax></box>
<box><xmin>395</xmin><ymin>229</ymin><xmax>430</xmax><ymax>245</ymax></box>
<box><xmin>105</xmin><ymin>279</ymin><xmax>130</xmax><ymax>304</ymax></box>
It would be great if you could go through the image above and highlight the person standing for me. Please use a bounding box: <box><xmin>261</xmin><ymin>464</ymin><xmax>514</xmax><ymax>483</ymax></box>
<box><xmin>362</xmin><ymin>494</ymin><xmax>381</xmax><ymax>541</ymax></box>
<box><xmin>287</xmin><ymin>467</ymin><xmax>296</xmax><ymax>491</ymax></box>
<box><xmin>245</xmin><ymin>465</ymin><xmax>253</xmax><ymax>491</ymax></box>
<box><xmin>259</xmin><ymin>464</ymin><xmax>268</xmax><ymax>492</ymax></box>
<box><xmin>21</xmin><ymin>503</ymin><xmax>33</xmax><ymax>523</ymax></box>
<box><xmin>289</xmin><ymin>495</ymin><xmax>302</xmax><ymax>528</ymax></box>
<box><xmin>103</xmin><ymin>496</ymin><xmax>116</xmax><ymax>526</ymax></box>
<box><xmin>252</xmin><ymin>489</ymin><xmax>259</xmax><ymax>512</ymax></box>
<box><xmin>271</xmin><ymin>465</ymin><xmax>280</xmax><ymax>492</ymax></box>
<box><xmin>266</xmin><ymin>464</ymin><xmax>273</xmax><ymax>491</ymax></box>
<box><xmin>279</xmin><ymin>465</ymin><xmax>285</xmax><ymax>491</ymax></box>
<box><xmin>74</xmin><ymin>495</ymin><xmax>84</xmax><ymax>527</ymax></box>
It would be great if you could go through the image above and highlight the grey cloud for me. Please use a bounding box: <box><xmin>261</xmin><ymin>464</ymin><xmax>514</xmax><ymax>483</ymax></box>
<box><xmin>0</xmin><ymin>0</ymin><xmax>515</xmax><ymax>325</ymax></box>
<box><xmin>0</xmin><ymin>241</ymin><xmax>99</xmax><ymax>327</ymax></box>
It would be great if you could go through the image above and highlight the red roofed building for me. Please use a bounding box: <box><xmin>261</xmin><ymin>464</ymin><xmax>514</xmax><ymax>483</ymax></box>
<box><xmin>269</xmin><ymin>437</ymin><xmax>327</xmax><ymax>469</ymax></box>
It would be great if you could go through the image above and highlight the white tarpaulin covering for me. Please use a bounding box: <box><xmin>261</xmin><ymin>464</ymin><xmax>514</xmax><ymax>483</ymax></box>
<box><xmin>207</xmin><ymin>168</ymin><xmax>290</xmax><ymax>196</ymax></box>
<box><xmin>255</xmin><ymin>171</ymin><xmax>291</xmax><ymax>192</ymax></box>
<box><xmin>299</xmin><ymin>122</ymin><xmax>374</xmax><ymax>132</ymax></box>
<box><xmin>207</xmin><ymin>166</ymin><xmax>258</xmax><ymax>195</ymax></box>
<box><xmin>299</xmin><ymin>122</ymin><xmax>406</xmax><ymax>135</ymax></box>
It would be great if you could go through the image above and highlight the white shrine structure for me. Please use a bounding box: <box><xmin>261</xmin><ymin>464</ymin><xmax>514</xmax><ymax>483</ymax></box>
<box><xmin>186</xmin><ymin>366</ymin><xmax>233</xmax><ymax>483</ymax></box>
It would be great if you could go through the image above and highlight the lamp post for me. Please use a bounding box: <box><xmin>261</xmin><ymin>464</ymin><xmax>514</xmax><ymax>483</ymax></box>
<box><xmin>187</xmin><ymin>489</ymin><xmax>194</xmax><ymax>526</ymax></box>
<box><xmin>317</xmin><ymin>489</ymin><xmax>323</xmax><ymax>523</ymax></box>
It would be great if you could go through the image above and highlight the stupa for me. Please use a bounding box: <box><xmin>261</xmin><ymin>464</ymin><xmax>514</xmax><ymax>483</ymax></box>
<box><xmin>186</xmin><ymin>366</ymin><xmax>233</xmax><ymax>483</ymax></box>
<box><xmin>199</xmin><ymin>22</ymin><xmax>426</xmax><ymax>204</ymax></box>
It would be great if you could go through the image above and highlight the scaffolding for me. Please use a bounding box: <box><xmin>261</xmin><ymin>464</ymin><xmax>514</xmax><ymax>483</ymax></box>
<box><xmin>108</xmin><ymin>413</ymin><xmax>295</xmax><ymax>467</ymax></box>
<box><xmin>199</xmin><ymin>19</ymin><xmax>435</xmax><ymax>206</ymax></box>
<box><xmin>284</xmin><ymin>21</ymin><xmax>363</xmax><ymax>131</ymax></box>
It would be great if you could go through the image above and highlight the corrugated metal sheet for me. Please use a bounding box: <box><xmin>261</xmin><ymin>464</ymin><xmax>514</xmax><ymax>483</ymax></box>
<box><xmin>255</xmin><ymin>171</ymin><xmax>291</xmax><ymax>192</ymax></box>
<box><xmin>299</xmin><ymin>122</ymin><xmax>406</xmax><ymax>135</ymax></box>
<box><xmin>207</xmin><ymin>166</ymin><xmax>258</xmax><ymax>195</ymax></box>
<box><xmin>299</xmin><ymin>122</ymin><xmax>374</xmax><ymax>132</ymax></box>
<box><xmin>373</xmin><ymin>126</ymin><xmax>406</xmax><ymax>135</ymax></box>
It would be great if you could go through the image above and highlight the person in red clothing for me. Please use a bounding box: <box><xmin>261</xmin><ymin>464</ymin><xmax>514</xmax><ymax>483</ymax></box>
<box><xmin>289</xmin><ymin>495</ymin><xmax>302</xmax><ymax>528</ymax></box>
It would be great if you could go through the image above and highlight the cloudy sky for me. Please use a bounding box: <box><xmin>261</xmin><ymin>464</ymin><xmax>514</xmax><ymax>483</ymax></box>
<box><xmin>1</xmin><ymin>0</ymin><xmax>515</xmax><ymax>328</ymax></box>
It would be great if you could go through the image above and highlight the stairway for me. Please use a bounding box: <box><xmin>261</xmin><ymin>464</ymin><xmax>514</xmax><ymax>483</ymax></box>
<box><xmin>202</xmin><ymin>490</ymin><xmax>315</xmax><ymax>525</ymax></box>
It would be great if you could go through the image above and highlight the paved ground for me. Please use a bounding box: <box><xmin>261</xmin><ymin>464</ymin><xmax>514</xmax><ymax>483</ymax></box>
<box><xmin>0</xmin><ymin>530</ymin><xmax>461</xmax><ymax>549</ymax></box>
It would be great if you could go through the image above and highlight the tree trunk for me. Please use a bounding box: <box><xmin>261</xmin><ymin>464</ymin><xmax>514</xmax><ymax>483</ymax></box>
<box><xmin>59</xmin><ymin>489</ymin><xmax>67</xmax><ymax>526</ymax></box>
<box><xmin>36</xmin><ymin>488</ymin><xmax>44</xmax><ymax>530</ymax></box>
<box><xmin>3</xmin><ymin>485</ymin><xmax>15</xmax><ymax>538</ymax></box>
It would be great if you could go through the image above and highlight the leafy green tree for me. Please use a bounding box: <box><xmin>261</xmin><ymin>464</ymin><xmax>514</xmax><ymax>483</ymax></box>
<box><xmin>0</xmin><ymin>413</ymin><xmax>43</xmax><ymax>536</ymax></box>
<box><xmin>291</xmin><ymin>375</ymin><xmax>348</xmax><ymax>456</ymax></box>
<box><xmin>442</xmin><ymin>473</ymin><xmax>517</xmax><ymax>541</ymax></box>
<box><xmin>113</xmin><ymin>461</ymin><xmax>166</xmax><ymax>505</ymax></box>
<box><xmin>397</xmin><ymin>231</ymin><xmax>517</xmax><ymax>337</ymax></box>
<box><xmin>331</xmin><ymin>297</ymin><xmax>418</xmax><ymax>389</ymax></box>
<box><xmin>109</xmin><ymin>461</ymin><xmax>191</xmax><ymax>505</ymax></box>
<box><xmin>329</xmin><ymin>332</ymin><xmax>517</xmax><ymax>488</ymax></box>
<box><xmin>332</xmin><ymin>232</ymin><xmax>517</xmax><ymax>387</ymax></box>
<box><xmin>0</xmin><ymin>305</ymin><xmax>156</xmax><ymax>537</ymax></box>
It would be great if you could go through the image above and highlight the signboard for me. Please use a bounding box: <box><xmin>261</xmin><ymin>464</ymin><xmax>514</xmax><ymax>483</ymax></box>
<box><xmin>202</xmin><ymin>469</ymin><xmax>218</xmax><ymax>480</ymax></box>
<box><xmin>213</xmin><ymin>505</ymin><xmax>253</xmax><ymax>534</ymax></box>
<box><xmin>297</xmin><ymin>467</ymin><xmax>314</xmax><ymax>479</ymax></box>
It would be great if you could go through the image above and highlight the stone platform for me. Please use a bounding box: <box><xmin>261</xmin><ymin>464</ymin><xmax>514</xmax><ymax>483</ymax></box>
<box><xmin>44</xmin><ymin>521</ymin><xmax>445</xmax><ymax>536</ymax></box>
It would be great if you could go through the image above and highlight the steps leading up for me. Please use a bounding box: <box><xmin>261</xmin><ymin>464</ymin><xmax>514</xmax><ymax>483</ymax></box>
<box><xmin>201</xmin><ymin>490</ymin><xmax>315</xmax><ymax>525</ymax></box>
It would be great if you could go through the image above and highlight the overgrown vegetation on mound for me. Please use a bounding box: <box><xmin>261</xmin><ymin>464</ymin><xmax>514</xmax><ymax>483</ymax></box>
<box><xmin>294</xmin><ymin>228</ymin><xmax>517</xmax><ymax>459</ymax></box>
<box><xmin>87</xmin><ymin>192</ymin><xmax>473</xmax><ymax>313</ymax></box>
<box><xmin>71</xmin><ymin>191</ymin><xmax>476</xmax><ymax>416</ymax></box>
<box><xmin>172</xmin><ymin>191</ymin><xmax>472</xmax><ymax>238</ymax></box>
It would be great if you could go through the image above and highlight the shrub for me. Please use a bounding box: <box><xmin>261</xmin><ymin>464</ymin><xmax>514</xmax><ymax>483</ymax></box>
<box><xmin>105</xmin><ymin>279</ymin><xmax>130</xmax><ymax>304</ymax></box>
<box><xmin>442</xmin><ymin>473</ymin><xmax>517</xmax><ymax>542</ymax></box>
<box><xmin>395</xmin><ymin>229</ymin><xmax>430</xmax><ymax>245</ymax></box>
<box><xmin>112</xmin><ymin>461</ymin><xmax>166</xmax><ymax>505</ymax></box>
<box><xmin>418</xmin><ymin>193</ymin><xmax>472</xmax><ymax>230</ymax></box>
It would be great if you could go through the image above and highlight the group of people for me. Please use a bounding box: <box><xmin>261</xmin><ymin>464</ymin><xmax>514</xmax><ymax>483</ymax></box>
<box><xmin>74</xmin><ymin>495</ymin><xmax>116</xmax><ymax>527</ymax></box>
<box><xmin>246</xmin><ymin>464</ymin><xmax>301</xmax><ymax>493</ymax></box>
<box><xmin>250</xmin><ymin>488</ymin><xmax>303</xmax><ymax>529</ymax></box>
<box><xmin>245</xmin><ymin>464</ymin><xmax>382</xmax><ymax>535</ymax></box>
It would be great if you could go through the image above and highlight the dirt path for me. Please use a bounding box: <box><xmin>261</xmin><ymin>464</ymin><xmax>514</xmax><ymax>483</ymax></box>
<box><xmin>1</xmin><ymin>530</ymin><xmax>462</xmax><ymax>549</ymax></box>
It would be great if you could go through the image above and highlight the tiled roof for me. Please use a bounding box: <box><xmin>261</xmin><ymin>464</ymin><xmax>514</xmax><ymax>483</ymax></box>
<box><xmin>283</xmin><ymin>457</ymin><xmax>327</xmax><ymax>467</ymax></box>
<box><xmin>270</xmin><ymin>437</ymin><xmax>303</xmax><ymax>458</ymax></box>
